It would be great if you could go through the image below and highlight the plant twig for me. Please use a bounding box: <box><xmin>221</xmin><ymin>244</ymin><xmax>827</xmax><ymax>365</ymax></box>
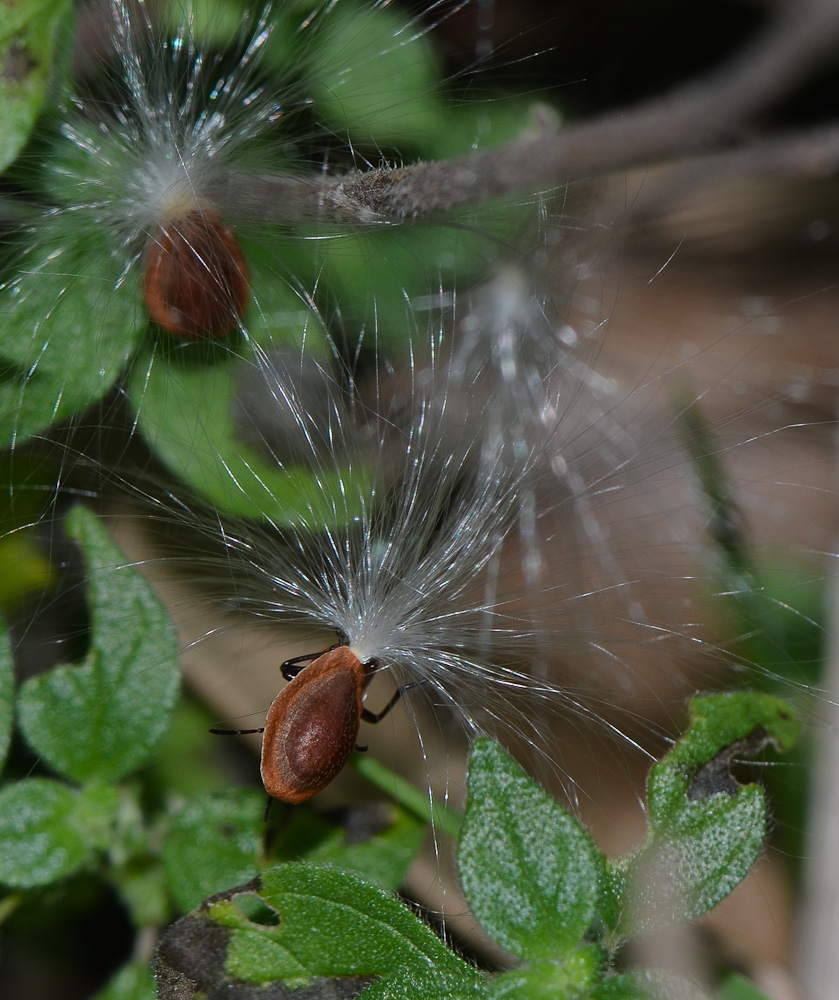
<box><xmin>210</xmin><ymin>0</ymin><xmax>839</xmax><ymax>225</ymax></box>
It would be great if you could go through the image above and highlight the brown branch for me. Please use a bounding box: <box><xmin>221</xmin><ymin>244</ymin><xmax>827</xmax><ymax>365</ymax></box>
<box><xmin>210</xmin><ymin>0</ymin><xmax>839</xmax><ymax>227</ymax></box>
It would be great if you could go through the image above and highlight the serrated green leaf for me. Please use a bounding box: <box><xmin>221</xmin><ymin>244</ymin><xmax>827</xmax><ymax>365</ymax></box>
<box><xmin>0</xmin><ymin>215</ymin><xmax>145</xmax><ymax>447</ymax></box>
<box><xmin>459</xmin><ymin>739</ymin><xmax>603</xmax><ymax>961</ymax></box>
<box><xmin>646</xmin><ymin>693</ymin><xmax>799</xmax><ymax>822</ymax></box>
<box><xmin>17</xmin><ymin>506</ymin><xmax>180</xmax><ymax>783</ymax></box>
<box><xmin>361</xmin><ymin>967</ymin><xmax>489</xmax><ymax>1000</ymax></box>
<box><xmin>90</xmin><ymin>959</ymin><xmax>156</xmax><ymax>1000</ymax></box>
<box><xmin>0</xmin><ymin>618</ymin><xmax>14</xmax><ymax>771</ymax></box>
<box><xmin>0</xmin><ymin>778</ymin><xmax>90</xmax><ymax>887</ymax></box>
<box><xmin>208</xmin><ymin>862</ymin><xmax>483</xmax><ymax>992</ymax></box>
<box><xmin>610</xmin><ymin>693</ymin><xmax>800</xmax><ymax>935</ymax></box>
<box><xmin>0</xmin><ymin>0</ymin><xmax>74</xmax><ymax>172</ymax></box>
<box><xmin>162</xmin><ymin>788</ymin><xmax>265</xmax><ymax>912</ymax></box>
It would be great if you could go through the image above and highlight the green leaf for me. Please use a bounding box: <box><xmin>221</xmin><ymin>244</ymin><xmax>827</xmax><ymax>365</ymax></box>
<box><xmin>90</xmin><ymin>960</ymin><xmax>156</xmax><ymax>1000</ymax></box>
<box><xmin>0</xmin><ymin>618</ymin><xmax>14</xmax><ymax>771</ymax></box>
<box><xmin>591</xmin><ymin>970</ymin><xmax>714</xmax><ymax>1000</ymax></box>
<box><xmin>0</xmin><ymin>0</ymin><xmax>74</xmax><ymax>172</ymax></box>
<box><xmin>0</xmin><ymin>531</ymin><xmax>55</xmax><ymax>609</ymax></box>
<box><xmin>17</xmin><ymin>506</ymin><xmax>180</xmax><ymax>783</ymax></box>
<box><xmin>315</xmin><ymin>223</ymin><xmax>492</xmax><ymax>350</ymax></box>
<box><xmin>0</xmin><ymin>778</ymin><xmax>90</xmax><ymax>887</ymax></box>
<box><xmin>718</xmin><ymin>972</ymin><xmax>775</xmax><ymax>1000</ymax></box>
<box><xmin>307</xmin><ymin>0</ymin><xmax>444</xmax><ymax>149</ymax></box>
<box><xmin>208</xmin><ymin>862</ymin><xmax>484</xmax><ymax>993</ymax></box>
<box><xmin>0</xmin><ymin>215</ymin><xmax>145</xmax><ymax>447</ymax></box>
<box><xmin>361</xmin><ymin>967</ymin><xmax>488</xmax><ymax>1000</ymax></box>
<box><xmin>305</xmin><ymin>803</ymin><xmax>427</xmax><ymax>893</ymax></box>
<box><xmin>76</xmin><ymin>781</ymin><xmax>121</xmax><ymax>851</ymax></box>
<box><xmin>487</xmin><ymin>946</ymin><xmax>605</xmax><ymax>999</ymax></box>
<box><xmin>458</xmin><ymin>739</ymin><xmax>603</xmax><ymax>960</ymax></box>
<box><xmin>610</xmin><ymin>693</ymin><xmax>800</xmax><ymax>935</ymax></box>
<box><xmin>115</xmin><ymin>858</ymin><xmax>170</xmax><ymax>929</ymax></box>
<box><xmin>162</xmin><ymin>788</ymin><xmax>265</xmax><ymax>912</ymax></box>
<box><xmin>130</xmin><ymin>350</ymin><xmax>366</xmax><ymax>526</ymax></box>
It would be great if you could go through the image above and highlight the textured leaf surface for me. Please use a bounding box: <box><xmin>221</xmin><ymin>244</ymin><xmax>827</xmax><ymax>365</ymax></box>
<box><xmin>609</xmin><ymin>693</ymin><xmax>800</xmax><ymax>934</ymax></box>
<box><xmin>17</xmin><ymin>507</ymin><xmax>180</xmax><ymax>782</ymax></box>
<box><xmin>459</xmin><ymin>739</ymin><xmax>602</xmax><ymax>960</ymax></box>
<box><xmin>0</xmin><ymin>621</ymin><xmax>14</xmax><ymax>772</ymax></box>
<box><xmin>0</xmin><ymin>0</ymin><xmax>73</xmax><ymax>172</ymax></box>
<box><xmin>0</xmin><ymin>778</ymin><xmax>89</xmax><ymax>887</ymax></box>
<box><xmin>162</xmin><ymin>789</ymin><xmax>265</xmax><ymax>912</ymax></box>
<box><xmin>0</xmin><ymin>217</ymin><xmax>144</xmax><ymax>447</ymax></box>
<box><xmin>208</xmin><ymin>862</ymin><xmax>485</xmax><ymax>994</ymax></box>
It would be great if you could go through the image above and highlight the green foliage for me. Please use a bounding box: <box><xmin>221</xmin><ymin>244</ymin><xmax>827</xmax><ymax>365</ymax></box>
<box><xmin>127</xmin><ymin>348</ymin><xmax>366</xmax><ymax>524</ymax></box>
<box><xmin>161</xmin><ymin>789</ymin><xmax>266</xmax><ymax>912</ymax></box>
<box><xmin>0</xmin><ymin>507</ymin><xmax>800</xmax><ymax>999</ymax></box>
<box><xmin>459</xmin><ymin>739</ymin><xmax>603</xmax><ymax>960</ymax></box>
<box><xmin>718</xmin><ymin>972</ymin><xmax>776</xmax><ymax>1000</ymax></box>
<box><xmin>17</xmin><ymin>507</ymin><xmax>180</xmax><ymax>783</ymax></box>
<box><xmin>0</xmin><ymin>778</ymin><xmax>94</xmax><ymax>888</ymax></box>
<box><xmin>214</xmin><ymin>864</ymin><xmax>484</xmax><ymax>991</ymax></box>
<box><xmin>607</xmin><ymin>693</ymin><xmax>799</xmax><ymax>937</ymax></box>
<box><xmin>0</xmin><ymin>506</ymin><xmax>429</xmax><ymax>996</ymax></box>
<box><xmin>0</xmin><ymin>6</ymin><xmax>814</xmax><ymax>1000</ymax></box>
<box><xmin>0</xmin><ymin>627</ymin><xmax>13</xmax><ymax>770</ymax></box>
<box><xmin>153</xmin><ymin>696</ymin><xmax>797</xmax><ymax>999</ymax></box>
<box><xmin>91</xmin><ymin>961</ymin><xmax>156</xmax><ymax>1000</ymax></box>
<box><xmin>0</xmin><ymin>0</ymin><xmax>73</xmax><ymax>173</ymax></box>
<box><xmin>0</xmin><ymin>218</ymin><xmax>145</xmax><ymax>448</ymax></box>
<box><xmin>0</xmin><ymin>0</ymin><xmax>525</xmax><ymax>486</ymax></box>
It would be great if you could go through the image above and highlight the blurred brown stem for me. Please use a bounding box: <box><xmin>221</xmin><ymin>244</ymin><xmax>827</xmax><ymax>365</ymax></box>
<box><xmin>211</xmin><ymin>0</ymin><xmax>839</xmax><ymax>225</ymax></box>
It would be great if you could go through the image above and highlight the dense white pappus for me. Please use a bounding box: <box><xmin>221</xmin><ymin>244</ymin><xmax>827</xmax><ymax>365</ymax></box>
<box><xmin>207</xmin><ymin>330</ymin><xmax>563</xmax><ymax>713</ymax></box>
<box><xmin>85</xmin><ymin>5</ymin><xmax>275</xmax><ymax>231</ymax></box>
<box><xmin>36</xmin><ymin>1</ymin><xmax>282</xmax><ymax>251</ymax></box>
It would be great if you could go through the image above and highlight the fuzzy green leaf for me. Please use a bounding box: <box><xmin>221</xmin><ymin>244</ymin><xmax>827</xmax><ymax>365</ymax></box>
<box><xmin>303</xmin><ymin>803</ymin><xmax>427</xmax><ymax>893</ymax></box>
<box><xmin>0</xmin><ymin>216</ymin><xmax>144</xmax><ymax>447</ymax></box>
<box><xmin>17</xmin><ymin>506</ymin><xmax>180</xmax><ymax>783</ymax></box>
<box><xmin>208</xmin><ymin>862</ymin><xmax>485</xmax><ymax>994</ymax></box>
<box><xmin>591</xmin><ymin>970</ymin><xmax>714</xmax><ymax>1000</ymax></box>
<box><xmin>162</xmin><ymin>788</ymin><xmax>265</xmax><ymax>913</ymax></box>
<box><xmin>307</xmin><ymin>0</ymin><xmax>444</xmax><ymax>149</ymax></box>
<box><xmin>0</xmin><ymin>619</ymin><xmax>14</xmax><ymax>772</ymax></box>
<box><xmin>0</xmin><ymin>778</ymin><xmax>90</xmax><ymax>887</ymax></box>
<box><xmin>90</xmin><ymin>959</ymin><xmax>156</xmax><ymax>1000</ymax></box>
<box><xmin>130</xmin><ymin>351</ymin><xmax>365</xmax><ymax>527</ymax></box>
<box><xmin>459</xmin><ymin>739</ymin><xmax>603</xmax><ymax>960</ymax></box>
<box><xmin>487</xmin><ymin>946</ymin><xmax>605</xmax><ymax>999</ymax></box>
<box><xmin>361</xmin><ymin>968</ymin><xmax>489</xmax><ymax>1000</ymax></box>
<box><xmin>718</xmin><ymin>972</ymin><xmax>775</xmax><ymax>1000</ymax></box>
<box><xmin>610</xmin><ymin>692</ymin><xmax>800</xmax><ymax>934</ymax></box>
<box><xmin>0</xmin><ymin>0</ymin><xmax>74</xmax><ymax>172</ymax></box>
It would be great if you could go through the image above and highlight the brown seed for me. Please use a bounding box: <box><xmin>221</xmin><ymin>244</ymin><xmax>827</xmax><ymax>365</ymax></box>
<box><xmin>143</xmin><ymin>207</ymin><xmax>249</xmax><ymax>337</ymax></box>
<box><xmin>260</xmin><ymin>646</ymin><xmax>367</xmax><ymax>804</ymax></box>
